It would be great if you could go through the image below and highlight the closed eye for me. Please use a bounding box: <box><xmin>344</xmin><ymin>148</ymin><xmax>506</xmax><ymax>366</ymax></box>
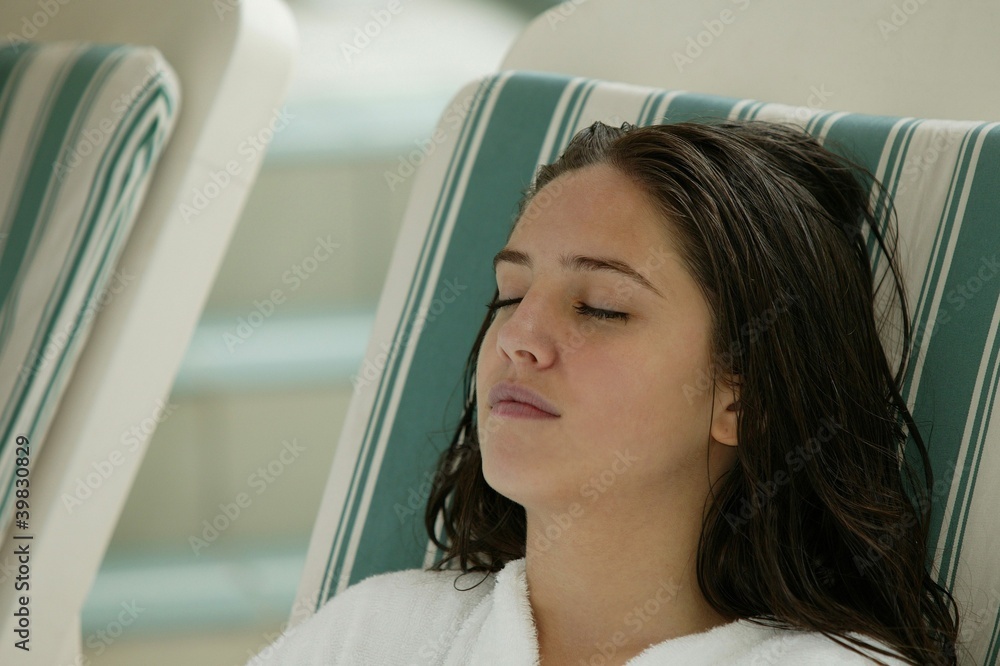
<box><xmin>485</xmin><ymin>297</ymin><xmax>629</xmax><ymax>322</ymax></box>
<box><xmin>575</xmin><ymin>303</ymin><xmax>629</xmax><ymax>321</ymax></box>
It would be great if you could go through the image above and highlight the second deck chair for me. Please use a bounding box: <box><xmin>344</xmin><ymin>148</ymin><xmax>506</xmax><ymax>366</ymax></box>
<box><xmin>284</xmin><ymin>70</ymin><xmax>1000</xmax><ymax>666</ymax></box>
<box><xmin>0</xmin><ymin>0</ymin><xmax>297</xmax><ymax>663</ymax></box>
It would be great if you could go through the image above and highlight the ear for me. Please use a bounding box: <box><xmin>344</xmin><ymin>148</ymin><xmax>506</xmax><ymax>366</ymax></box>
<box><xmin>710</xmin><ymin>375</ymin><xmax>740</xmax><ymax>447</ymax></box>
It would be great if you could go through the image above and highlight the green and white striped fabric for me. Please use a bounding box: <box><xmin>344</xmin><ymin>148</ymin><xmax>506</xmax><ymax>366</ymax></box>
<box><xmin>0</xmin><ymin>42</ymin><xmax>180</xmax><ymax>540</ymax></box>
<box><xmin>299</xmin><ymin>71</ymin><xmax>1000</xmax><ymax>665</ymax></box>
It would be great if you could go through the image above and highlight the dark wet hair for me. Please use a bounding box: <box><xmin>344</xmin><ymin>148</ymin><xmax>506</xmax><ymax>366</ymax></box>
<box><xmin>423</xmin><ymin>119</ymin><xmax>961</xmax><ymax>665</ymax></box>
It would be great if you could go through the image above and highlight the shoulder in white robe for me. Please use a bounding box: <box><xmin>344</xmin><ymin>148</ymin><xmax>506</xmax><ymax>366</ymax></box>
<box><xmin>247</xmin><ymin>557</ymin><xmax>913</xmax><ymax>665</ymax></box>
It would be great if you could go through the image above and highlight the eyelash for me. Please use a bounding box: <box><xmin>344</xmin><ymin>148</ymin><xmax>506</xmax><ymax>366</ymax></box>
<box><xmin>485</xmin><ymin>297</ymin><xmax>629</xmax><ymax>322</ymax></box>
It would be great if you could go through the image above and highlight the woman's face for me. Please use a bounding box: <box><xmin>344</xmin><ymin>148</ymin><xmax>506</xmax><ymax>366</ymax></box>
<box><xmin>475</xmin><ymin>163</ymin><xmax>738</xmax><ymax>513</ymax></box>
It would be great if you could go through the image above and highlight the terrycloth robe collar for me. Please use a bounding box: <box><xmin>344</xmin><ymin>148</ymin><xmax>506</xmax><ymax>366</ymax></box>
<box><xmin>438</xmin><ymin>556</ymin><xmax>788</xmax><ymax>666</ymax></box>
<box><xmin>442</xmin><ymin>556</ymin><xmax>541</xmax><ymax>665</ymax></box>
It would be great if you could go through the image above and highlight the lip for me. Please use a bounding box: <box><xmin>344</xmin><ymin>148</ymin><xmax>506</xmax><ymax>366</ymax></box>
<box><xmin>487</xmin><ymin>381</ymin><xmax>560</xmax><ymax>418</ymax></box>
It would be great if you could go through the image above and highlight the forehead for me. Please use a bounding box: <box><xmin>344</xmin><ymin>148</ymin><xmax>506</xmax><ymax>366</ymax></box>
<box><xmin>509</xmin><ymin>163</ymin><xmax>668</xmax><ymax>257</ymax></box>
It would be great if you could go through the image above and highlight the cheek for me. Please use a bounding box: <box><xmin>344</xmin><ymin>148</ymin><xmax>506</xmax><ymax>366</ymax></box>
<box><xmin>582</xmin><ymin>332</ymin><xmax>711</xmax><ymax>432</ymax></box>
<box><xmin>588</xmin><ymin>349</ymin><xmax>712</xmax><ymax>481</ymax></box>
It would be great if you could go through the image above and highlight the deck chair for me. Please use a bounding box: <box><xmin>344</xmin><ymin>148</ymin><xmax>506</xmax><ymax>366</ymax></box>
<box><xmin>287</xmin><ymin>7</ymin><xmax>1000</xmax><ymax>666</ymax></box>
<box><xmin>0</xmin><ymin>1</ymin><xmax>297</xmax><ymax>664</ymax></box>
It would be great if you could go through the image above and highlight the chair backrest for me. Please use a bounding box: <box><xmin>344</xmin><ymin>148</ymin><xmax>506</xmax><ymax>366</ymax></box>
<box><xmin>0</xmin><ymin>1</ymin><xmax>297</xmax><ymax>663</ymax></box>
<box><xmin>0</xmin><ymin>38</ymin><xmax>180</xmax><ymax>545</ymax></box>
<box><xmin>293</xmin><ymin>70</ymin><xmax>1000</xmax><ymax>666</ymax></box>
<box><xmin>501</xmin><ymin>0</ymin><xmax>1000</xmax><ymax>122</ymax></box>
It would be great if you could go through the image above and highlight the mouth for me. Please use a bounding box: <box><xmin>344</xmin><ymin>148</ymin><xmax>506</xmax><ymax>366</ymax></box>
<box><xmin>487</xmin><ymin>381</ymin><xmax>561</xmax><ymax>419</ymax></box>
<box><xmin>491</xmin><ymin>400</ymin><xmax>560</xmax><ymax>420</ymax></box>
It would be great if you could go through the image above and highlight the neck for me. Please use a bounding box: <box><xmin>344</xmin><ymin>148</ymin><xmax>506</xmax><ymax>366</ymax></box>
<box><xmin>523</xmin><ymin>488</ymin><xmax>732</xmax><ymax>665</ymax></box>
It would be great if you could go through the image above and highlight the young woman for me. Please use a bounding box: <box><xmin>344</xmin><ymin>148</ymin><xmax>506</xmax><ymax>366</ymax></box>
<box><xmin>251</xmin><ymin>120</ymin><xmax>961</xmax><ymax>665</ymax></box>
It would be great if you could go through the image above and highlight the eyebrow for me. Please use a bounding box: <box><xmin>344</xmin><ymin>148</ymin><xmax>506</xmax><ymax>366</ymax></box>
<box><xmin>492</xmin><ymin>248</ymin><xmax>664</xmax><ymax>299</ymax></box>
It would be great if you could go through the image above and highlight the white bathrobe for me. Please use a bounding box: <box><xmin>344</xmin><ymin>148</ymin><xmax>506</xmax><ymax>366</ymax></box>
<box><xmin>247</xmin><ymin>557</ymin><xmax>912</xmax><ymax>665</ymax></box>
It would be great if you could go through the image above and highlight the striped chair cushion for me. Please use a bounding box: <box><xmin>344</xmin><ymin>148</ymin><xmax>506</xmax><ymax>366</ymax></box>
<box><xmin>0</xmin><ymin>42</ymin><xmax>180</xmax><ymax>539</ymax></box>
<box><xmin>298</xmin><ymin>71</ymin><xmax>1000</xmax><ymax>665</ymax></box>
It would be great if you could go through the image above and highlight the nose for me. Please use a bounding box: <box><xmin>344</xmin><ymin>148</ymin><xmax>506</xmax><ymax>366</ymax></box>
<box><xmin>494</xmin><ymin>290</ymin><xmax>558</xmax><ymax>368</ymax></box>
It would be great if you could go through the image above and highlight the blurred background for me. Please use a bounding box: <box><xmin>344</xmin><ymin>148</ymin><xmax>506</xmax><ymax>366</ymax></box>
<box><xmin>79</xmin><ymin>0</ymin><xmax>561</xmax><ymax>663</ymax></box>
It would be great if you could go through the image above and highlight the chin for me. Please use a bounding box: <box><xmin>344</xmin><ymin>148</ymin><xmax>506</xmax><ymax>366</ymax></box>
<box><xmin>481</xmin><ymin>445</ymin><xmax>533</xmax><ymax>485</ymax></box>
